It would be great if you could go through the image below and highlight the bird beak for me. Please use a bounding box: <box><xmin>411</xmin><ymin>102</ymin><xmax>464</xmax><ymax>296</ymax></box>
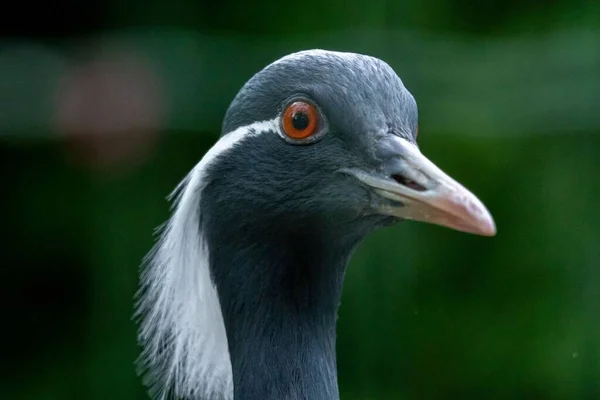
<box><xmin>344</xmin><ymin>136</ymin><xmax>496</xmax><ymax>236</ymax></box>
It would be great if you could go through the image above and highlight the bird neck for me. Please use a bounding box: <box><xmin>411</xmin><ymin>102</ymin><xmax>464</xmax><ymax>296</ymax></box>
<box><xmin>207</xmin><ymin>219</ymin><xmax>365</xmax><ymax>400</ymax></box>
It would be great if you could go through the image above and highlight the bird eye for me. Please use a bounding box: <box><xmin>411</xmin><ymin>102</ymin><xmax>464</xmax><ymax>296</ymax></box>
<box><xmin>282</xmin><ymin>101</ymin><xmax>319</xmax><ymax>140</ymax></box>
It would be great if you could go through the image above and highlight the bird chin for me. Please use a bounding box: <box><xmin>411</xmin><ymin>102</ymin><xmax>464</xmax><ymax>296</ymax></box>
<box><xmin>362</xmin><ymin>211</ymin><xmax>403</xmax><ymax>229</ymax></box>
<box><xmin>379</xmin><ymin>215</ymin><xmax>404</xmax><ymax>227</ymax></box>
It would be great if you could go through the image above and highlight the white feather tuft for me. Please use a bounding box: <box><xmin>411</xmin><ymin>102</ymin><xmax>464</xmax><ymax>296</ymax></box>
<box><xmin>135</xmin><ymin>118</ymin><xmax>280</xmax><ymax>400</ymax></box>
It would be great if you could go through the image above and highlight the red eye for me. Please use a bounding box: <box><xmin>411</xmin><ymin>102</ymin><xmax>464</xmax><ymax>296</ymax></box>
<box><xmin>282</xmin><ymin>101</ymin><xmax>319</xmax><ymax>140</ymax></box>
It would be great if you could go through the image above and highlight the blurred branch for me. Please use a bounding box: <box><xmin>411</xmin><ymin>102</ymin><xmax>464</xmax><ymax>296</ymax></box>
<box><xmin>0</xmin><ymin>28</ymin><xmax>598</xmax><ymax>139</ymax></box>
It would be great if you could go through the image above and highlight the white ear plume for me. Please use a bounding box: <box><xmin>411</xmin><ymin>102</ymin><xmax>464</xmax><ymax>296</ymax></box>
<box><xmin>134</xmin><ymin>118</ymin><xmax>280</xmax><ymax>400</ymax></box>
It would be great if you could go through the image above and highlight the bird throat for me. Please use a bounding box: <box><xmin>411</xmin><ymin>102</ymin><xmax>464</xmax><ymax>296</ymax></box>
<box><xmin>206</xmin><ymin>219</ymin><xmax>366</xmax><ymax>400</ymax></box>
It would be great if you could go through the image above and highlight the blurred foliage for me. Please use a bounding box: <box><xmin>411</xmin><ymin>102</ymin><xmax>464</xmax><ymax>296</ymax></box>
<box><xmin>1</xmin><ymin>0</ymin><xmax>599</xmax><ymax>399</ymax></box>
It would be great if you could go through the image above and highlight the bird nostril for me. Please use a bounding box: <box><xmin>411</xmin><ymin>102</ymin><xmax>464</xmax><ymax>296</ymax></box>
<box><xmin>391</xmin><ymin>174</ymin><xmax>427</xmax><ymax>192</ymax></box>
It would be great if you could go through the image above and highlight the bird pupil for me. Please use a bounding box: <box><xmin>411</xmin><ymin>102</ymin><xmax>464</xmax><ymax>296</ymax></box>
<box><xmin>292</xmin><ymin>112</ymin><xmax>309</xmax><ymax>130</ymax></box>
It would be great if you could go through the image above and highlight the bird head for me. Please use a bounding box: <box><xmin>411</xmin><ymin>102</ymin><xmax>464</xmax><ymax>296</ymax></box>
<box><xmin>136</xmin><ymin>49</ymin><xmax>496</xmax><ymax>400</ymax></box>
<box><xmin>205</xmin><ymin>49</ymin><xmax>496</xmax><ymax>239</ymax></box>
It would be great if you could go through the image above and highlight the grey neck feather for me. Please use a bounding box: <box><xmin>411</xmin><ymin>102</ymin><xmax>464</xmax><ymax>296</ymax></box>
<box><xmin>203</xmin><ymin>213</ymin><xmax>373</xmax><ymax>400</ymax></box>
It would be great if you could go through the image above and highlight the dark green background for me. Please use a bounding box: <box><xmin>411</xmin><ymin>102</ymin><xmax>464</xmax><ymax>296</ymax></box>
<box><xmin>1</xmin><ymin>0</ymin><xmax>599</xmax><ymax>398</ymax></box>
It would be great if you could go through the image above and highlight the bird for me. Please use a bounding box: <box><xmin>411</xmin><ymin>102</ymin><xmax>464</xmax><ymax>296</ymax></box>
<box><xmin>134</xmin><ymin>49</ymin><xmax>496</xmax><ymax>400</ymax></box>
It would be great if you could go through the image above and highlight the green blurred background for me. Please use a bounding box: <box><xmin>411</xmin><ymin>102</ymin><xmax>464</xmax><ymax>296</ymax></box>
<box><xmin>1</xmin><ymin>0</ymin><xmax>599</xmax><ymax>398</ymax></box>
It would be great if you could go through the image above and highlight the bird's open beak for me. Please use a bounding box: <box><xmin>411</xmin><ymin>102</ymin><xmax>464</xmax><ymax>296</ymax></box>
<box><xmin>344</xmin><ymin>136</ymin><xmax>496</xmax><ymax>236</ymax></box>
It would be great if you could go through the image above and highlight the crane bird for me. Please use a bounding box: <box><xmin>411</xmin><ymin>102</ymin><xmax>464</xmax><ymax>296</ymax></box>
<box><xmin>135</xmin><ymin>49</ymin><xmax>496</xmax><ymax>400</ymax></box>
